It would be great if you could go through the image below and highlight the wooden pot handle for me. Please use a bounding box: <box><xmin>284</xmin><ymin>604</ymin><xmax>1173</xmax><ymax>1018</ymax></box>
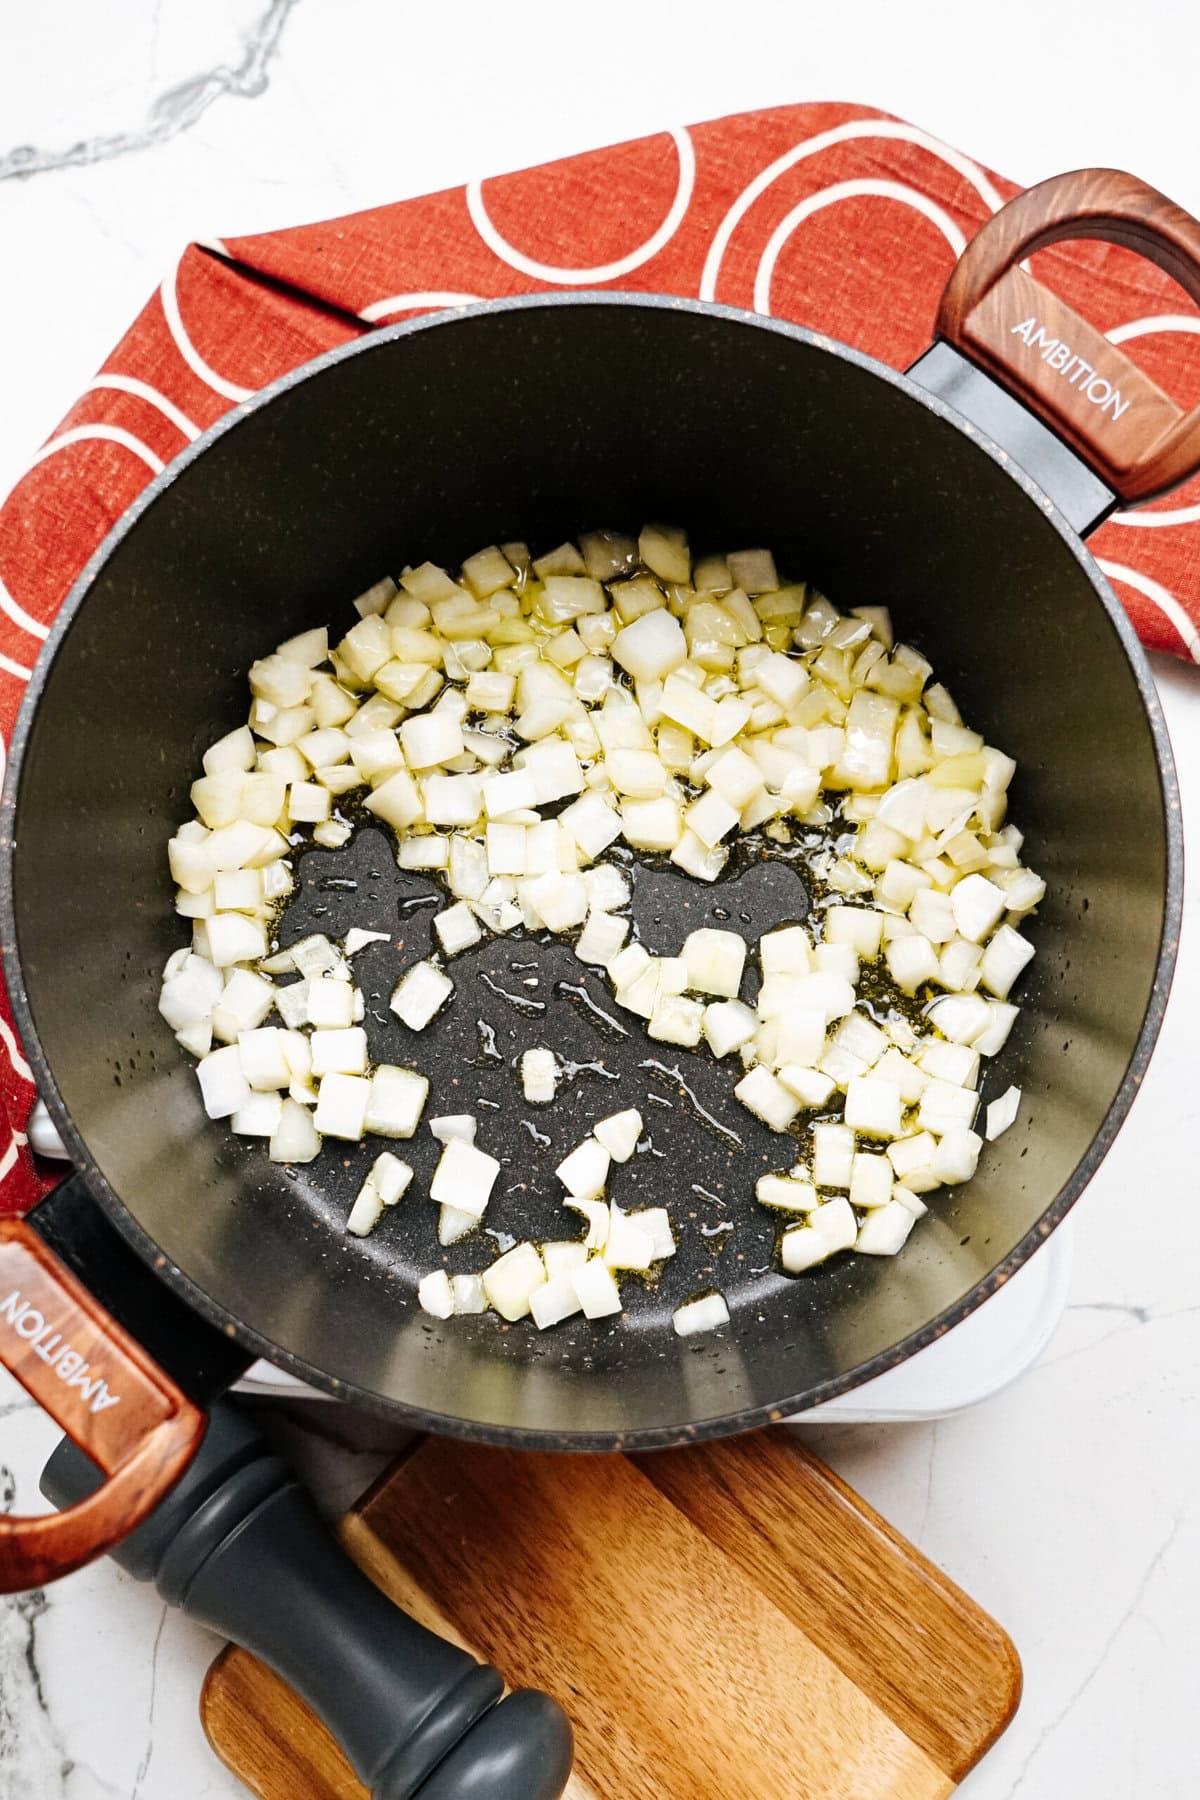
<box><xmin>0</xmin><ymin>1217</ymin><xmax>205</xmax><ymax>1591</ymax></box>
<box><xmin>936</xmin><ymin>168</ymin><xmax>1200</xmax><ymax>504</ymax></box>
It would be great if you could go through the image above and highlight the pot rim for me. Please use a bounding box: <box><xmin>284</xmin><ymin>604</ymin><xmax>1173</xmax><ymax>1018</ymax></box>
<box><xmin>0</xmin><ymin>290</ymin><xmax>1183</xmax><ymax>1449</ymax></box>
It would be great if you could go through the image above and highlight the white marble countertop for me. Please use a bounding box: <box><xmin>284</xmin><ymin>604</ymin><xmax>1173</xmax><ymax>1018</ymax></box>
<box><xmin>2</xmin><ymin>3</ymin><xmax>1199</xmax><ymax>1796</ymax></box>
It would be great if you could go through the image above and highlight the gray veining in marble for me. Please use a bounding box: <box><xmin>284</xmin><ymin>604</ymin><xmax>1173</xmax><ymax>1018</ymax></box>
<box><xmin>0</xmin><ymin>0</ymin><xmax>299</xmax><ymax>185</ymax></box>
<box><xmin>0</xmin><ymin>1394</ymin><xmax>70</xmax><ymax>1800</ymax></box>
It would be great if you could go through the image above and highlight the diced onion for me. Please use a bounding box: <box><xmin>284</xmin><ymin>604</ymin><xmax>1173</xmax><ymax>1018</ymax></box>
<box><xmin>483</xmin><ymin>1243</ymin><xmax>546</xmax><ymax>1321</ymax></box>
<box><xmin>672</xmin><ymin>1292</ymin><xmax>730</xmax><ymax>1337</ymax></box>
<box><xmin>985</xmin><ymin>1086</ymin><xmax>1022</xmax><ymax>1140</ymax></box>
<box><xmin>556</xmin><ymin>1136</ymin><xmax>611</xmax><ymax>1201</ymax></box>
<box><xmin>430</xmin><ymin>1137</ymin><xmax>500</xmax><ymax>1218</ymax></box>
<box><xmin>592</xmin><ymin>1109</ymin><xmax>642</xmax><ymax>1163</ymax></box>
<box><xmin>571</xmin><ymin>1257</ymin><xmax>623</xmax><ymax>1320</ymax></box>
<box><xmin>166</xmin><ymin>525</ymin><xmax>1044</xmax><ymax>1335</ymax></box>
<box><xmin>418</xmin><ymin>1270</ymin><xmax>455</xmax><ymax>1318</ymax></box>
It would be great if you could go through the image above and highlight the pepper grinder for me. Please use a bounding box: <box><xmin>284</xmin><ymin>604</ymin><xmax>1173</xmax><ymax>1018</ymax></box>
<box><xmin>42</xmin><ymin>1401</ymin><xmax>573</xmax><ymax>1799</ymax></box>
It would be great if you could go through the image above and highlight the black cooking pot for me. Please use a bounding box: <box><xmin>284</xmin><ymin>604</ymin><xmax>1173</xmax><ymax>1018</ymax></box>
<box><xmin>0</xmin><ymin>170</ymin><xmax>1190</xmax><ymax>1611</ymax></box>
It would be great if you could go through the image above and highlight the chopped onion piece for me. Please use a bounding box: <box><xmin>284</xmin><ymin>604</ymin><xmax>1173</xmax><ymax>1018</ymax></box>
<box><xmin>813</xmin><ymin>1196</ymin><xmax>858</xmax><ymax>1250</ymax></box>
<box><xmin>269</xmin><ymin>1098</ymin><xmax>321</xmax><ymax>1164</ymax></box>
<box><xmin>776</xmin><ymin>1065</ymin><xmax>837</xmax><ymax>1109</ymax></box>
<box><xmin>400</xmin><ymin>711</ymin><xmax>464</xmax><ymax>770</ymax></box>
<box><xmin>238</xmin><ymin>1027</ymin><xmax>292</xmax><ymax>1092</ymax></box>
<box><xmin>158</xmin><ymin>953</ymin><xmax>225</xmax><ymax>1031</ymax></box>
<box><xmin>593</xmin><ymin>1108</ymin><xmax>642</xmax><ymax>1163</ymax></box>
<box><xmin>849</xmin><ymin>1153</ymin><xmax>894</xmax><ymax>1209</ymax></box>
<box><xmin>207</xmin><ymin>914</ymin><xmax>269</xmax><ymax>969</ymax></box>
<box><xmin>430</xmin><ymin>1138</ymin><xmax>500</xmax><ymax>1217</ymax></box>
<box><xmin>364</xmin><ymin>1065</ymin><xmax>428</xmax><ymax>1138</ymax></box>
<box><xmin>950</xmin><ymin>873</ymin><xmax>1007</xmax><ymax>943</ymax></box>
<box><xmin>556</xmin><ymin>1136</ymin><xmax>610</xmax><ymax>1200</ymax></box>
<box><xmin>884</xmin><ymin>934</ymin><xmax>939</xmax><ymax>996</ymax></box>
<box><xmin>197</xmin><ymin>1045</ymin><xmax>251</xmax><ymax>1120</ymax></box>
<box><xmin>887</xmin><ymin>1132</ymin><xmax>939</xmax><ymax>1189</ymax></box>
<box><xmin>670</xmin><ymin>829</ymin><xmax>729</xmax><ymax>882</ymax></box>
<box><xmin>418</xmin><ymin>1270</ymin><xmax>455</xmax><ymax>1318</ymax></box>
<box><xmin>348</xmin><ymin>1183</ymin><xmax>386</xmax><ymax>1238</ymax></box>
<box><xmin>571</xmin><ymin>1257</ymin><xmax>623</xmax><ymax>1320</ymax></box>
<box><xmin>734</xmin><ymin>1066</ymin><xmax>801</xmax><ymax>1131</ymax></box>
<box><xmin>918</xmin><ymin>1079</ymin><xmax>978</xmax><ymax>1135</ymax></box>
<box><xmin>925</xmin><ymin>992</ymin><xmax>992</xmax><ymax>1045</ymax></box>
<box><xmin>306</xmin><ymin>978</ymin><xmax>356</xmax><ymax>1029</ymax></box>
<box><xmin>390</xmin><ymin>961</ymin><xmax>453</xmax><ymax>1030</ymax></box>
<box><xmin>434</xmin><ymin>901</ymin><xmax>483</xmax><ymax>957</ymax></box>
<box><xmin>672</xmin><ymin>1292</ymin><xmax>729</xmax><ymax>1337</ymax></box>
<box><xmin>290</xmin><ymin>935</ymin><xmax>343</xmax><ymax>978</ymax></box>
<box><xmin>483</xmin><ymin>1242</ymin><xmax>546</xmax><ymax>1321</ymax></box>
<box><xmin>438</xmin><ymin>1204</ymin><xmax>477</xmax><ymax>1246</ymax></box>
<box><xmin>543</xmin><ymin>1241</ymin><xmax>590</xmax><ymax>1279</ymax></box>
<box><xmin>450</xmin><ymin>1271</ymin><xmax>487</xmax><ymax>1313</ymax></box>
<box><xmin>620</xmin><ymin>797</ymin><xmax>683</xmax><ymax>852</ymax></box>
<box><xmin>813</xmin><ymin>1123</ymin><xmax>855</xmax><ymax>1188</ymax></box>
<box><xmin>575</xmin><ymin>909</ymin><xmax>628</xmax><ymax>967</ymax></box>
<box><xmin>756</xmin><ymin>1174</ymin><xmax>818</xmax><ymax>1212</ymax></box>
<box><xmin>314</xmin><ymin>1073</ymin><xmax>370</xmax><ymax>1141</ymax></box>
<box><xmin>844</xmin><ymin>1075</ymin><xmax>903</xmax><ymax>1141</ymax></box>
<box><xmin>524</xmin><ymin>870</ymin><xmax>589</xmax><ymax>931</ymax></box>
<box><xmin>603</xmin><ymin>1206</ymin><xmax>655</xmax><ymax>1271</ymax></box>
<box><xmin>564</xmin><ymin>1197</ymin><xmax>609</xmax><ymax>1251</ymax></box>
<box><xmin>519</xmin><ymin>1048</ymin><xmax>558</xmax><ymax>1105</ymax></box>
<box><xmin>530</xmin><ymin>1273</ymin><xmax>584</xmax><ymax>1330</ymax></box>
<box><xmin>560</xmin><ymin>791</ymin><xmax>622</xmax><ymax>859</ymax></box>
<box><xmin>682</xmin><ymin>928</ymin><xmax>746</xmax><ymax>998</ymax></box>
<box><xmin>703</xmin><ymin>999</ymin><xmax>758</xmax><ymax>1059</ymax></box>
<box><xmin>975</xmin><ymin>1000</ymin><xmax>1019</xmax><ymax>1057</ymax></box>
<box><xmin>369</xmin><ymin>1152</ymin><xmax>414</xmax><ymax>1206</ymax></box>
<box><xmin>175</xmin><ymin>1021</ymin><xmax>212</xmax><ymax>1059</ymax></box>
<box><xmin>430</xmin><ymin>1114</ymin><xmax>477</xmax><ymax>1145</ymax></box>
<box><xmin>781</xmin><ymin>1223</ymin><xmax>838</xmax><ymax>1273</ymax></box>
<box><xmin>648</xmin><ymin>993</ymin><xmax>704</xmax><ymax>1047</ymax></box>
<box><xmin>310</xmin><ymin>1028</ymin><xmax>368</xmax><ymax>1077</ymax></box>
<box><xmin>979</xmin><ymin>924</ymin><xmax>1035</xmax><ymax>999</ymax></box>
<box><xmin>932</xmin><ymin>1126</ymin><xmax>983</xmax><ymax>1185</ymax></box>
<box><xmin>232</xmin><ymin>1092</ymin><xmax>282</xmax><ymax>1138</ymax></box>
<box><xmin>985</xmin><ymin>1085</ymin><xmax>1022</xmax><ymax>1139</ymax></box>
<box><xmin>855</xmin><ymin>1201</ymin><xmax>917</xmax><ymax>1257</ymax></box>
<box><xmin>917</xmin><ymin>1039</ymin><xmax>979</xmax><ymax>1088</ymax></box>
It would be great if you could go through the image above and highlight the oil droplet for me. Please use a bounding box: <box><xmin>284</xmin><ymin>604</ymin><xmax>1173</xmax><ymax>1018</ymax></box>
<box><xmin>558</xmin><ymin>1057</ymin><xmax>620</xmax><ymax>1084</ymax></box>
<box><xmin>640</xmin><ymin>1059</ymin><xmax>743</xmax><ymax>1149</ymax></box>
<box><xmin>479</xmin><ymin>973</ymin><xmax>546</xmax><ymax>1016</ymax></box>
<box><xmin>556</xmin><ymin>980</ymin><xmax>630</xmax><ymax>1039</ymax></box>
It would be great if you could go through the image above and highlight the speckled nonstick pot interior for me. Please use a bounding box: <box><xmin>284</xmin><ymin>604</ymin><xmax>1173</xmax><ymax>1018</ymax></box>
<box><xmin>1</xmin><ymin>293</ymin><xmax>1181</xmax><ymax>1448</ymax></box>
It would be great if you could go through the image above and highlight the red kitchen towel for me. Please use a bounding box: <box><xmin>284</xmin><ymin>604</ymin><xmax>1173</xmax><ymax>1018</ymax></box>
<box><xmin>2</xmin><ymin>97</ymin><xmax>1199</xmax><ymax>1212</ymax></box>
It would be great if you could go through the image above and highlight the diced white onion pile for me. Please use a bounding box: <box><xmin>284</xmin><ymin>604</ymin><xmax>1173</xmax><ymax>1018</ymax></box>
<box><xmin>161</xmin><ymin>526</ymin><xmax>1038</xmax><ymax>1340</ymax></box>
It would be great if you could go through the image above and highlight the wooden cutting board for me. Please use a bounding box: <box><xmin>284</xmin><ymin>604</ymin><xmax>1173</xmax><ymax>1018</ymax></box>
<box><xmin>201</xmin><ymin>1430</ymin><xmax>1020</xmax><ymax>1799</ymax></box>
